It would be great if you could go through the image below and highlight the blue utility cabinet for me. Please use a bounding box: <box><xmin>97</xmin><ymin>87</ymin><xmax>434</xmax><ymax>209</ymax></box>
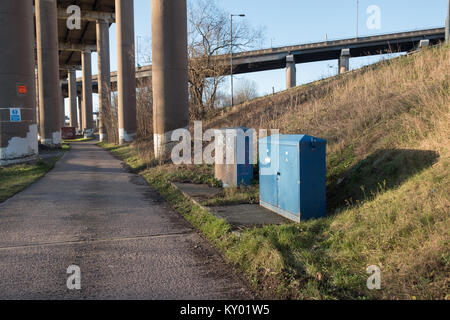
<box><xmin>259</xmin><ymin>134</ymin><xmax>327</xmax><ymax>222</ymax></box>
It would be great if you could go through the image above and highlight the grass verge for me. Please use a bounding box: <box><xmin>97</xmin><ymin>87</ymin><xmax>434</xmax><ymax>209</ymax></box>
<box><xmin>63</xmin><ymin>137</ymin><xmax>95</xmax><ymax>143</ymax></box>
<box><xmin>0</xmin><ymin>145</ymin><xmax>69</xmax><ymax>203</ymax></box>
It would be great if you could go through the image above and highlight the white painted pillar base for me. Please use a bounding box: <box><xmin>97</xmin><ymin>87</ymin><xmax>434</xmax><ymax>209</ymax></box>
<box><xmin>0</xmin><ymin>124</ymin><xmax>39</xmax><ymax>166</ymax></box>
<box><xmin>154</xmin><ymin>128</ymin><xmax>185</xmax><ymax>159</ymax></box>
<box><xmin>120</xmin><ymin>129</ymin><xmax>137</xmax><ymax>145</ymax></box>
<box><xmin>41</xmin><ymin>131</ymin><xmax>62</xmax><ymax>147</ymax></box>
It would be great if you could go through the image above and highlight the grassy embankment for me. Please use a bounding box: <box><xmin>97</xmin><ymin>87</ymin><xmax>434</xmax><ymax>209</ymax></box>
<box><xmin>100</xmin><ymin>45</ymin><xmax>449</xmax><ymax>299</ymax></box>
<box><xmin>0</xmin><ymin>145</ymin><xmax>69</xmax><ymax>203</ymax></box>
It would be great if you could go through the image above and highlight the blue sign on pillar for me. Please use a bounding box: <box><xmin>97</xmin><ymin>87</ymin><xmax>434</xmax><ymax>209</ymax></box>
<box><xmin>10</xmin><ymin>108</ymin><xmax>21</xmax><ymax>122</ymax></box>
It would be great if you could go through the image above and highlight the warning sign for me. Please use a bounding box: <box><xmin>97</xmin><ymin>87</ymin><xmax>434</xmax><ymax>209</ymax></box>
<box><xmin>17</xmin><ymin>85</ymin><xmax>27</xmax><ymax>95</ymax></box>
<box><xmin>10</xmin><ymin>108</ymin><xmax>21</xmax><ymax>122</ymax></box>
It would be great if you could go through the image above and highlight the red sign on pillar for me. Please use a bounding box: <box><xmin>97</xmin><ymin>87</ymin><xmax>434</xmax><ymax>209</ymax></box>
<box><xmin>17</xmin><ymin>85</ymin><xmax>27</xmax><ymax>95</ymax></box>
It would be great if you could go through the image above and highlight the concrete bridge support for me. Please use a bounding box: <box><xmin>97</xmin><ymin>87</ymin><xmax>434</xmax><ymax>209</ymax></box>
<box><xmin>35</xmin><ymin>68</ymin><xmax>40</xmax><ymax>140</ymax></box>
<box><xmin>151</xmin><ymin>0</ymin><xmax>190</xmax><ymax>157</ymax></box>
<box><xmin>339</xmin><ymin>49</ymin><xmax>351</xmax><ymax>74</ymax></box>
<box><xmin>78</xmin><ymin>94</ymin><xmax>83</xmax><ymax>133</ymax></box>
<box><xmin>68</xmin><ymin>70</ymin><xmax>78</xmax><ymax>128</ymax></box>
<box><xmin>0</xmin><ymin>0</ymin><xmax>38</xmax><ymax>165</ymax></box>
<box><xmin>36</xmin><ymin>0</ymin><xmax>61</xmax><ymax>147</ymax></box>
<box><xmin>116</xmin><ymin>0</ymin><xmax>137</xmax><ymax>144</ymax></box>
<box><xmin>97</xmin><ymin>19</ymin><xmax>112</xmax><ymax>142</ymax></box>
<box><xmin>81</xmin><ymin>51</ymin><xmax>94</xmax><ymax>133</ymax></box>
<box><xmin>59</xmin><ymin>82</ymin><xmax>65</xmax><ymax>128</ymax></box>
<box><xmin>286</xmin><ymin>55</ymin><xmax>296</xmax><ymax>89</ymax></box>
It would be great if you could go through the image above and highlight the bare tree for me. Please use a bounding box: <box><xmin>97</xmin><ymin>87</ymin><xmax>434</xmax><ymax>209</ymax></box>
<box><xmin>136</xmin><ymin>78</ymin><xmax>153</xmax><ymax>140</ymax></box>
<box><xmin>234</xmin><ymin>79</ymin><xmax>259</xmax><ymax>105</ymax></box>
<box><xmin>188</xmin><ymin>0</ymin><xmax>263</xmax><ymax>119</ymax></box>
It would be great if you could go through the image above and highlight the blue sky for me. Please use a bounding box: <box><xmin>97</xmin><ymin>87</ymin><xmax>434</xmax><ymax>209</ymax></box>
<box><xmin>70</xmin><ymin>0</ymin><xmax>447</xmax><ymax>114</ymax></box>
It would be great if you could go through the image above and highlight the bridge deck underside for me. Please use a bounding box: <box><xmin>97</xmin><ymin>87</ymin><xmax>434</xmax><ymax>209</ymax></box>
<box><xmin>64</xmin><ymin>28</ymin><xmax>445</xmax><ymax>96</ymax></box>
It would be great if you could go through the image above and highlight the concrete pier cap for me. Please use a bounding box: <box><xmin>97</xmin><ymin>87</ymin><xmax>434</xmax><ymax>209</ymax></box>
<box><xmin>151</xmin><ymin>0</ymin><xmax>190</xmax><ymax>158</ymax></box>
<box><xmin>0</xmin><ymin>0</ymin><xmax>39</xmax><ymax>165</ymax></box>
<box><xmin>418</xmin><ymin>39</ymin><xmax>430</xmax><ymax>49</ymax></box>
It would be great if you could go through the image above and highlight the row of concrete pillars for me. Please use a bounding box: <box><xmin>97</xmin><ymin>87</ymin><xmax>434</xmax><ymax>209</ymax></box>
<box><xmin>64</xmin><ymin>1</ymin><xmax>137</xmax><ymax>145</ymax></box>
<box><xmin>0</xmin><ymin>0</ymin><xmax>155</xmax><ymax>165</ymax></box>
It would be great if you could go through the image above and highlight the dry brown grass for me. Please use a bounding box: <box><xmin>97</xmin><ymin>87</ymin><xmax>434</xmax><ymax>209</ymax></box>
<box><xmin>206</xmin><ymin>45</ymin><xmax>449</xmax><ymax>161</ymax></box>
<box><xmin>202</xmin><ymin>45</ymin><xmax>449</xmax><ymax>299</ymax></box>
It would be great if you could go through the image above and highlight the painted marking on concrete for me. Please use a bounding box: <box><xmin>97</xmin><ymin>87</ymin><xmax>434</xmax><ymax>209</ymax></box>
<box><xmin>9</xmin><ymin>108</ymin><xmax>21</xmax><ymax>122</ymax></box>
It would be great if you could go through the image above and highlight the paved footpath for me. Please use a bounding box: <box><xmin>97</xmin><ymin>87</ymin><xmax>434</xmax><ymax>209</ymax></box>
<box><xmin>0</xmin><ymin>141</ymin><xmax>251</xmax><ymax>299</ymax></box>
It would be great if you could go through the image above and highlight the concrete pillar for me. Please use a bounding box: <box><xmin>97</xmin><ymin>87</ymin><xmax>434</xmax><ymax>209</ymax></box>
<box><xmin>78</xmin><ymin>94</ymin><xmax>83</xmax><ymax>133</ymax></box>
<box><xmin>97</xmin><ymin>19</ymin><xmax>111</xmax><ymax>142</ymax></box>
<box><xmin>0</xmin><ymin>0</ymin><xmax>38</xmax><ymax>165</ymax></box>
<box><xmin>59</xmin><ymin>81</ymin><xmax>65</xmax><ymax>128</ymax></box>
<box><xmin>81</xmin><ymin>51</ymin><xmax>94</xmax><ymax>133</ymax></box>
<box><xmin>35</xmin><ymin>0</ymin><xmax>61</xmax><ymax>147</ymax></box>
<box><xmin>286</xmin><ymin>55</ymin><xmax>296</xmax><ymax>89</ymax></box>
<box><xmin>116</xmin><ymin>0</ymin><xmax>137</xmax><ymax>144</ymax></box>
<box><xmin>68</xmin><ymin>70</ymin><xmax>78</xmax><ymax>128</ymax></box>
<box><xmin>446</xmin><ymin>0</ymin><xmax>450</xmax><ymax>43</ymax></box>
<box><xmin>151</xmin><ymin>0</ymin><xmax>190</xmax><ymax>157</ymax></box>
<box><xmin>339</xmin><ymin>49</ymin><xmax>351</xmax><ymax>74</ymax></box>
<box><xmin>35</xmin><ymin>68</ymin><xmax>40</xmax><ymax>139</ymax></box>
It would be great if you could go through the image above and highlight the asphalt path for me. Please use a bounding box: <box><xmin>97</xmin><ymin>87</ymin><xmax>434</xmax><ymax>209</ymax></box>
<box><xmin>0</xmin><ymin>141</ymin><xmax>251</xmax><ymax>299</ymax></box>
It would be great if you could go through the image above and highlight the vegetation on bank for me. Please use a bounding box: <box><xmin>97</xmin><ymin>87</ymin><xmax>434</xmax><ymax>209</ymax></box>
<box><xmin>0</xmin><ymin>145</ymin><xmax>69</xmax><ymax>203</ymax></box>
<box><xmin>63</xmin><ymin>137</ymin><xmax>95</xmax><ymax>143</ymax></box>
<box><xmin>100</xmin><ymin>45</ymin><xmax>449</xmax><ymax>299</ymax></box>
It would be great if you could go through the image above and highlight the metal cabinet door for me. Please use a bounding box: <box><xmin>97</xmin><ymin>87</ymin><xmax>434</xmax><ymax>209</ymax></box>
<box><xmin>299</xmin><ymin>140</ymin><xmax>327</xmax><ymax>219</ymax></box>
<box><xmin>237</xmin><ymin>135</ymin><xmax>253</xmax><ymax>185</ymax></box>
<box><xmin>277</xmin><ymin>144</ymin><xmax>300</xmax><ymax>216</ymax></box>
<box><xmin>259</xmin><ymin>142</ymin><xmax>278</xmax><ymax>207</ymax></box>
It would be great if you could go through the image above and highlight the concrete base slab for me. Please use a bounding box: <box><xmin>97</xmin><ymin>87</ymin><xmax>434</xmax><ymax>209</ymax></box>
<box><xmin>172</xmin><ymin>182</ymin><xmax>222</xmax><ymax>202</ymax></box>
<box><xmin>173</xmin><ymin>182</ymin><xmax>289</xmax><ymax>229</ymax></box>
<box><xmin>211</xmin><ymin>204</ymin><xmax>289</xmax><ymax>229</ymax></box>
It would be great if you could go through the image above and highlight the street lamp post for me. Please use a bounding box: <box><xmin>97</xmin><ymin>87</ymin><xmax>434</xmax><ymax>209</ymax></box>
<box><xmin>446</xmin><ymin>0</ymin><xmax>450</xmax><ymax>43</ymax></box>
<box><xmin>356</xmin><ymin>0</ymin><xmax>359</xmax><ymax>39</ymax></box>
<box><xmin>230</xmin><ymin>14</ymin><xmax>245</xmax><ymax>108</ymax></box>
